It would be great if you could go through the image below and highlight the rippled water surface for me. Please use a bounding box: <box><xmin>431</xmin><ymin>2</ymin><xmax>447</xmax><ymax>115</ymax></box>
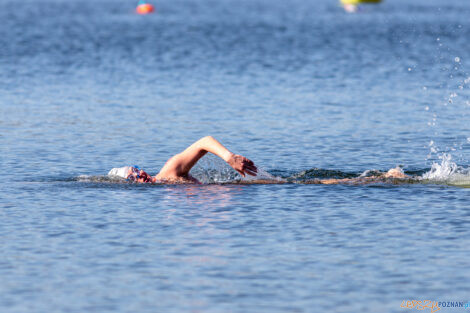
<box><xmin>1</xmin><ymin>0</ymin><xmax>470</xmax><ymax>312</ymax></box>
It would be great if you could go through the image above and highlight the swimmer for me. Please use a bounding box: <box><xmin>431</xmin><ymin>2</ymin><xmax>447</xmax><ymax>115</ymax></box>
<box><xmin>108</xmin><ymin>136</ymin><xmax>258</xmax><ymax>183</ymax></box>
<box><xmin>108</xmin><ymin>136</ymin><xmax>409</xmax><ymax>184</ymax></box>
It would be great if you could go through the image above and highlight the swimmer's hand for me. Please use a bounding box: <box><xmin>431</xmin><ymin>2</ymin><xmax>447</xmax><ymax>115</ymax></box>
<box><xmin>226</xmin><ymin>153</ymin><xmax>258</xmax><ymax>177</ymax></box>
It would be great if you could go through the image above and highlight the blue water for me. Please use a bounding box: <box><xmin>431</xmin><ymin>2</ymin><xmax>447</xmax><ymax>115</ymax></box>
<box><xmin>1</xmin><ymin>0</ymin><xmax>470</xmax><ymax>312</ymax></box>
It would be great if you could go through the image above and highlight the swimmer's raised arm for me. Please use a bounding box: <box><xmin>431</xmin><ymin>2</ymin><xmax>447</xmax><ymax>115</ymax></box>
<box><xmin>156</xmin><ymin>136</ymin><xmax>257</xmax><ymax>180</ymax></box>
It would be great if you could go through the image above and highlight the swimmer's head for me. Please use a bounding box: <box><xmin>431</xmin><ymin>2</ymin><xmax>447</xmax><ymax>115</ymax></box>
<box><xmin>127</xmin><ymin>166</ymin><xmax>153</xmax><ymax>183</ymax></box>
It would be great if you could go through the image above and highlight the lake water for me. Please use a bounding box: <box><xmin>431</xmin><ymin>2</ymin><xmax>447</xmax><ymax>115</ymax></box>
<box><xmin>1</xmin><ymin>0</ymin><xmax>470</xmax><ymax>312</ymax></box>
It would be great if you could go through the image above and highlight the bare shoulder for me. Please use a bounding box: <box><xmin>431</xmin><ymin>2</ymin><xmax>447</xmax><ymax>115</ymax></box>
<box><xmin>156</xmin><ymin>154</ymin><xmax>182</xmax><ymax>178</ymax></box>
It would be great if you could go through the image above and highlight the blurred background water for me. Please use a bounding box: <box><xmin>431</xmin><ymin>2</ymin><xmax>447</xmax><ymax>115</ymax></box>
<box><xmin>1</xmin><ymin>0</ymin><xmax>470</xmax><ymax>312</ymax></box>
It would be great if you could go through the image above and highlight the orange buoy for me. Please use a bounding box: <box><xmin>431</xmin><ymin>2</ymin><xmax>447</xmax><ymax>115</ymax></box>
<box><xmin>136</xmin><ymin>3</ymin><xmax>154</xmax><ymax>14</ymax></box>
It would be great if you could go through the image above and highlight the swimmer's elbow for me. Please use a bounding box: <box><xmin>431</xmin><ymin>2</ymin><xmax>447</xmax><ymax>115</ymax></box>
<box><xmin>197</xmin><ymin>136</ymin><xmax>216</xmax><ymax>148</ymax></box>
<box><xmin>202</xmin><ymin>135</ymin><xmax>215</xmax><ymax>141</ymax></box>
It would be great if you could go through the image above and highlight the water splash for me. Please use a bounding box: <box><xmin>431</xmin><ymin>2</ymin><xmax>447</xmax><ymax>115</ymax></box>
<box><xmin>241</xmin><ymin>167</ymin><xmax>286</xmax><ymax>182</ymax></box>
<box><xmin>421</xmin><ymin>154</ymin><xmax>457</xmax><ymax>180</ymax></box>
<box><xmin>192</xmin><ymin>168</ymin><xmax>239</xmax><ymax>184</ymax></box>
<box><xmin>424</xmin><ymin>51</ymin><xmax>470</xmax><ymax>164</ymax></box>
<box><xmin>421</xmin><ymin>154</ymin><xmax>470</xmax><ymax>186</ymax></box>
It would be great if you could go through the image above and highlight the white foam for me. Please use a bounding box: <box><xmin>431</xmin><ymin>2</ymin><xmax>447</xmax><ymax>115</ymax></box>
<box><xmin>422</xmin><ymin>154</ymin><xmax>457</xmax><ymax>180</ymax></box>
<box><xmin>421</xmin><ymin>154</ymin><xmax>470</xmax><ymax>186</ymax></box>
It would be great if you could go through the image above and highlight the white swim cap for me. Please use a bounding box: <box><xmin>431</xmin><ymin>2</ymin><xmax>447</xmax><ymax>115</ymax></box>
<box><xmin>108</xmin><ymin>166</ymin><xmax>132</xmax><ymax>179</ymax></box>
